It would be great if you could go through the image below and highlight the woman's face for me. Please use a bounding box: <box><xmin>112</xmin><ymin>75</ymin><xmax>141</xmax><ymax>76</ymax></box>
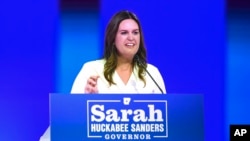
<box><xmin>115</xmin><ymin>19</ymin><xmax>140</xmax><ymax>59</ymax></box>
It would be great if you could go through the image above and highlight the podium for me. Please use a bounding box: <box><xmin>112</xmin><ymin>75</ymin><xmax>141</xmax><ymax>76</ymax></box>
<box><xmin>41</xmin><ymin>94</ymin><xmax>204</xmax><ymax>141</ymax></box>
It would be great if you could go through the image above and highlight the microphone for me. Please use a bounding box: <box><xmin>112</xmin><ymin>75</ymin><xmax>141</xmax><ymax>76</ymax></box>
<box><xmin>135</xmin><ymin>56</ymin><xmax>164</xmax><ymax>94</ymax></box>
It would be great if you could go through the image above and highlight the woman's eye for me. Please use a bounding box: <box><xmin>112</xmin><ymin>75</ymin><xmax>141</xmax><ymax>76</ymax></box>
<box><xmin>121</xmin><ymin>32</ymin><xmax>127</xmax><ymax>35</ymax></box>
<box><xmin>133</xmin><ymin>31</ymin><xmax>139</xmax><ymax>35</ymax></box>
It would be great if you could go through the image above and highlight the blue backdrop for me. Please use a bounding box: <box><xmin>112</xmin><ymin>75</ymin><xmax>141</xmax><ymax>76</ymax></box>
<box><xmin>0</xmin><ymin>0</ymin><xmax>58</xmax><ymax>140</ymax></box>
<box><xmin>1</xmin><ymin>0</ymin><xmax>250</xmax><ymax>141</ymax></box>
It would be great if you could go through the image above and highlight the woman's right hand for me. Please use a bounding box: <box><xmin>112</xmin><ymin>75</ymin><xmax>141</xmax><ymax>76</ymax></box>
<box><xmin>84</xmin><ymin>76</ymin><xmax>99</xmax><ymax>94</ymax></box>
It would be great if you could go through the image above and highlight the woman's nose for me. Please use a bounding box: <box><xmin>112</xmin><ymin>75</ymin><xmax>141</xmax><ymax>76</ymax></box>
<box><xmin>127</xmin><ymin>33</ymin><xmax>134</xmax><ymax>40</ymax></box>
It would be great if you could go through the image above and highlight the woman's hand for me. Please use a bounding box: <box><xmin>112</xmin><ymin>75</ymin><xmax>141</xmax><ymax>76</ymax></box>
<box><xmin>84</xmin><ymin>76</ymin><xmax>99</xmax><ymax>94</ymax></box>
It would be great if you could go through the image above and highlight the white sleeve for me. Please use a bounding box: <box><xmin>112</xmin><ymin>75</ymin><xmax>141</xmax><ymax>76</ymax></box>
<box><xmin>154</xmin><ymin>67</ymin><xmax>167</xmax><ymax>94</ymax></box>
<box><xmin>70</xmin><ymin>62</ymin><xmax>97</xmax><ymax>94</ymax></box>
<box><xmin>147</xmin><ymin>64</ymin><xmax>167</xmax><ymax>94</ymax></box>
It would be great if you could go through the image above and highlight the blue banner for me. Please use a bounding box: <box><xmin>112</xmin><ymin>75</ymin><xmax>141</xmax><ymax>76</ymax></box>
<box><xmin>50</xmin><ymin>94</ymin><xmax>203</xmax><ymax>141</ymax></box>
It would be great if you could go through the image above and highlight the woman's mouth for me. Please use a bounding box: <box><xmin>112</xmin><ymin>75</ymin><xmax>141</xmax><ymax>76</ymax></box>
<box><xmin>125</xmin><ymin>43</ymin><xmax>135</xmax><ymax>48</ymax></box>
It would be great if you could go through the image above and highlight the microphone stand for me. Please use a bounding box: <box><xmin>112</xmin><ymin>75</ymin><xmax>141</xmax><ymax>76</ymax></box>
<box><xmin>135</xmin><ymin>56</ymin><xmax>164</xmax><ymax>94</ymax></box>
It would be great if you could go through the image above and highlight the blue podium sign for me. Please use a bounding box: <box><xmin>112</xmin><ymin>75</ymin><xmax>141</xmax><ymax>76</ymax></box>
<box><xmin>50</xmin><ymin>94</ymin><xmax>204</xmax><ymax>141</ymax></box>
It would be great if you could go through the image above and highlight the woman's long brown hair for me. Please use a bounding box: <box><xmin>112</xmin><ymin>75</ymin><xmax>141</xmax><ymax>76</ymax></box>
<box><xmin>103</xmin><ymin>10</ymin><xmax>147</xmax><ymax>86</ymax></box>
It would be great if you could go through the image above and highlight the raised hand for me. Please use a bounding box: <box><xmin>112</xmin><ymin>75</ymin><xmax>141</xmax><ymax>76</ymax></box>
<box><xmin>84</xmin><ymin>76</ymin><xmax>99</xmax><ymax>94</ymax></box>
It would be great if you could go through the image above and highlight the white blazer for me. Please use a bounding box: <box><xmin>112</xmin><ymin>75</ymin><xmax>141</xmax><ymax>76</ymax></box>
<box><xmin>71</xmin><ymin>59</ymin><xmax>166</xmax><ymax>94</ymax></box>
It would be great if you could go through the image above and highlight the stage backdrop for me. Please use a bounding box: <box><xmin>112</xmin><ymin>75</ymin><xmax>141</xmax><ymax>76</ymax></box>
<box><xmin>58</xmin><ymin>0</ymin><xmax>225</xmax><ymax>141</ymax></box>
<box><xmin>1</xmin><ymin>0</ymin><xmax>250</xmax><ymax>141</ymax></box>
<box><xmin>226</xmin><ymin>1</ymin><xmax>250</xmax><ymax>141</ymax></box>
